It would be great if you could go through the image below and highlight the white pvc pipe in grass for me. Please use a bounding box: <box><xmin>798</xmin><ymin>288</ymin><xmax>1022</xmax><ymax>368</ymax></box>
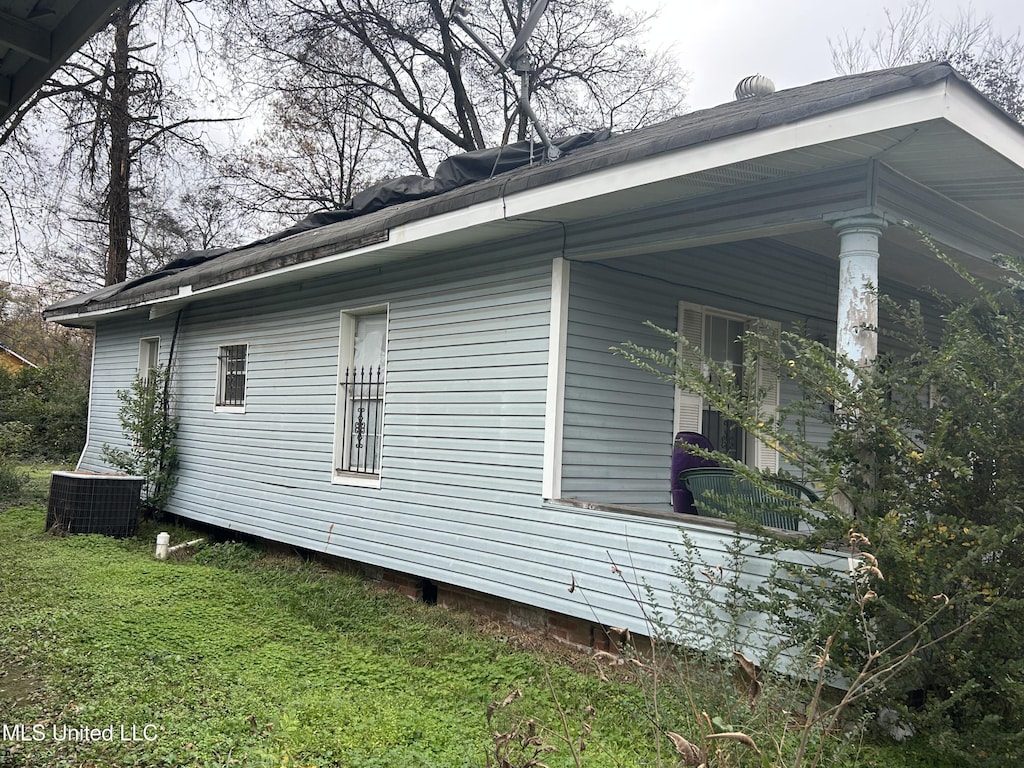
<box><xmin>154</xmin><ymin>532</ymin><xmax>205</xmax><ymax>560</ymax></box>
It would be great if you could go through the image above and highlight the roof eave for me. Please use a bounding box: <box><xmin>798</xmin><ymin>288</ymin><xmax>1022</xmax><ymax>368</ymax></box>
<box><xmin>48</xmin><ymin>70</ymin><xmax>1024</xmax><ymax>324</ymax></box>
<box><xmin>1</xmin><ymin>1</ymin><xmax>125</xmax><ymax>126</ymax></box>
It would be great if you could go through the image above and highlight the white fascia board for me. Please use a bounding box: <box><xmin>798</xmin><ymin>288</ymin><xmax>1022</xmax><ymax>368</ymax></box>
<box><xmin>390</xmin><ymin>198</ymin><xmax>508</xmax><ymax>243</ymax></box>
<box><xmin>46</xmin><ymin>304</ymin><xmax>135</xmax><ymax>325</ymax></box>
<box><xmin>50</xmin><ymin>200</ymin><xmax>512</xmax><ymax>324</ymax></box>
<box><xmin>941</xmin><ymin>81</ymin><xmax>1024</xmax><ymax>170</ymax></box>
<box><xmin>147</xmin><ymin>200</ymin><xmax>510</xmax><ymax>307</ymax></box>
<box><xmin>49</xmin><ymin>283</ymin><xmax>197</xmax><ymax>325</ymax></box>
<box><xmin>504</xmin><ymin>82</ymin><xmax>958</xmax><ymax>218</ymax></box>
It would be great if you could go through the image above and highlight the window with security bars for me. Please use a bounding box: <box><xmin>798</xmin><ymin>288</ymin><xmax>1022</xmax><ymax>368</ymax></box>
<box><xmin>336</xmin><ymin>311</ymin><xmax>386</xmax><ymax>479</ymax></box>
<box><xmin>216</xmin><ymin>344</ymin><xmax>247</xmax><ymax>408</ymax></box>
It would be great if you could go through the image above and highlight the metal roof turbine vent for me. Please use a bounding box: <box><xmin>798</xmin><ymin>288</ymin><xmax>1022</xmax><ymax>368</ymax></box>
<box><xmin>734</xmin><ymin>74</ymin><xmax>776</xmax><ymax>100</ymax></box>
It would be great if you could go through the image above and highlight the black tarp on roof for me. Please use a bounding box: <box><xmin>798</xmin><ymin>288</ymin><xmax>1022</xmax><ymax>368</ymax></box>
<box><xmin>251</xmin><ymin>129</ymin><xmax>612</xmax><ymax>246</ymax></box>
<box><xmin>54</xmin><ymin>129</ymin><xmax>612</xmax><ymax>313</ymax></box>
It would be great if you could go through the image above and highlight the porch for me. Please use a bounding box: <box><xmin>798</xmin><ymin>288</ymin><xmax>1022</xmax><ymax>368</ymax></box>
<box><xmin>543</xmin><ymin>158</ymin><xmax>1023</xmax><ymax>519</ymax></box>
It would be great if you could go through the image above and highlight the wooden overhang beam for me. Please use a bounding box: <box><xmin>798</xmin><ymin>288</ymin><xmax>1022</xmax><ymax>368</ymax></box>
<box><xmin>874</xmin><ymin>162</ymin><xmax>1024</xmax><ymax>266</ymax></box>
<box><xmin>562</xmin><ymin>163</ymin><xmax>877</xmax><ymax>261</ymax></box>
<box><xmin>0</xmin><ymin>10</ymin><xmax>52</xmax><ymax>62</ymax></box>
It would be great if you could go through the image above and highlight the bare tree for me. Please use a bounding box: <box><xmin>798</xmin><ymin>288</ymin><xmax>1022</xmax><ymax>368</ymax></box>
<box><xmin>830</xmin><ymin>0</ymin><xmax>1024</xmax><ymax>121</ymax></box>
<box><xmin>220</xmin><ymin>50</ymin><xmax>385</xmax><ymax>219</ymax></box>
<box><xmin>132</xmin><ymin>177</ymin><xmax>253</xmax><ymax>261</ymax></box>
<box><xmin>3</xmin><ymin>1</ymin><xmax>242</xmax><ymax>289</ymax></box>
<box><xmin>217</xmin><ymin>0</ymin><xmax>686</xmax><ymax>199</ymax></box>
<box><xmin>105</xmin><ymin>2</ymin><xmax>137</xmax><ymax>285</ymax></box>
<box><xmin>830</xmin><ymin>1</ymin><xmax>933</xmax><ymax>74</ymax></box>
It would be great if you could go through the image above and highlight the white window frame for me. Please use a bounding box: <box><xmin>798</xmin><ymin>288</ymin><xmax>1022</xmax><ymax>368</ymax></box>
<box><xmin>138</xmin><ymin>337</ymin><xmax>160</xmax><ymax>383</ymax></box>
<box><xmin>215</xmin><ymin>343</ymin><xmax>248</xmax><ymax>413</ymax></box>
<box><xmin>333</xmin><ymin>304</ymin><xmax>388</xmax><ymax>487</ymax></box>
<box><xmin>675</xmin><ymin>302</ymin><xmax>780</xmax><ymax>472</ymax></box>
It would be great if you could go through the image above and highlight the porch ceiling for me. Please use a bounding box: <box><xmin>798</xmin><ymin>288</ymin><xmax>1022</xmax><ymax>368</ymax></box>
<box><xmin>0</xmin><ymin>0</ymin><xmax>122</xmax><ymax>125</ymax></box>
<box><xmin>880</xmin><ymin>121</ymin><xmax>1024</xmax><ymax>222</ymax></box>
<box><xmin>547</xmin><ymin>118</ymin><xmax>1024</xmax><ymax>245</ymax></box>
<box><xmin>549</xmin><ymin>116</ymin><xmax>1024</xmax><ymax>297</ymax></box>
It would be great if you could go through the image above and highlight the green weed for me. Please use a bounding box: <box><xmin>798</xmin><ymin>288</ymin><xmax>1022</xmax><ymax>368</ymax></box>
<box><xmin>0</xmin><ymin>505</ymin><xmax>649</xmax><ymax>767</ymax></box>
<box><xmin>0</xmin><ymin>503</ymin><xmax>960</xmax><ymax>767</ymax></box>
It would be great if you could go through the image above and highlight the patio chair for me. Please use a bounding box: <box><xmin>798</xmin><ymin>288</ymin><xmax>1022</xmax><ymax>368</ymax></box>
<box><xmin>670</xmin><ymin>431</ymin><xmax>719</xmax><ymax>514</ymax></box>
<box><xmin>678</xmin><ymin>467</ymin><xmax>818</xmax><ymax>531</ymax></box>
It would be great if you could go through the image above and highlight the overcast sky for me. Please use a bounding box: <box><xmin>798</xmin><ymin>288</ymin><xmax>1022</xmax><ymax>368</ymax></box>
<box><xmin>613</xmin><ymin>0</ymin><xmax>1024</xmax><ymax>111</ymax></box>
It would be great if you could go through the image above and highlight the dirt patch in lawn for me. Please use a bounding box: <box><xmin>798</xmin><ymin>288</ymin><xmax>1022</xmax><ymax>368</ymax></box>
<box><xmin>0</xmin><ymin>659</ymin><xmax>46</xmax><ymax>710</ymax></box>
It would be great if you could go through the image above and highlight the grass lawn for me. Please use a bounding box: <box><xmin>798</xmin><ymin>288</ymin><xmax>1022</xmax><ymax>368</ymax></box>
<box><xmin>0</xmin><ymin>471</ymin><xmax>959</xmax><ymax>768</ymax></box>
<box><xmin>0</xmin><ymin>500</ymin><xmax>666</xmax><ymax>768</ymax></box>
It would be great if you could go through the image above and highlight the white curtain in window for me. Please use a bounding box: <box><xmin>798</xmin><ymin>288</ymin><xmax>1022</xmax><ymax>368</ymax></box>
<box><xmin>353</xmin><ymin>314</ymin><xmax>386</xmax><ymax>372</ymax></box>
<box><xmin>675</xmin><ymin>302</ymin><xmax>780</xmax><ymax>472</ymax></box>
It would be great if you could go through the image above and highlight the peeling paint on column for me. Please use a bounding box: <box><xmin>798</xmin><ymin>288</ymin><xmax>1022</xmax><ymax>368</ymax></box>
<box><xmin>834</xmin><ymin>217</ymin><xmax>886</xmax><ymax>381</ymax></box>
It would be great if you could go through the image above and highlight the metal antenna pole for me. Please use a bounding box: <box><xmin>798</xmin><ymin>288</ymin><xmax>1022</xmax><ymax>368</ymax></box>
<box><xmin>450</xmin><ymin>12</ymin><xmax>506</xmax><ymax>70</ymax></box>
<box><xmin>451</xmin><ymin>2</ymin><xmax>561</xmax><ymax>161</ymax></box>
<box><xmin>520</xmin><ymin>70</ymin><xmax>559</xmax><ymax>160</ymax></box>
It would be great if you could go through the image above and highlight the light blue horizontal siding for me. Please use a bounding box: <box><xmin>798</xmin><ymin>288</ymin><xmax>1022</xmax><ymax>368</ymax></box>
<box><xmin>559</xmin><ymin>240</ymin><xmax>843</xmax><ymax>510</ymax></box>
<box><xmin>78</xmin><ymin>312</ymin><xmax>180</xmax><ymax>472</ymax></box>
<box><xmin>76</xmin><ymin>232</ymin><xmax>849</xmax><ymax>661</ymax></box>
<box><xmin>79</xmin><ymin>237</ymin><xmax>569</xmax><ymax>603</ymax></box>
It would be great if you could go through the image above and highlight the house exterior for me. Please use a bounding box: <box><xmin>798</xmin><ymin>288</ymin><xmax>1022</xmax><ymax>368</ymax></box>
<box><xmin>45</xmin><ymin>63</ymin><xmax>1024</xmax><ymax>652</ymax></box>
<box><xmin>0</xmin><ymin>342</ymin><xmax>36</xmax><ymax>372</ymax></box>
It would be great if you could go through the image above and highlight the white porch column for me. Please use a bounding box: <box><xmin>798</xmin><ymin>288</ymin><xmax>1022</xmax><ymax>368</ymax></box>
<box><xmin>834</xmin><ymin>216</ymin><xmax>886</xmax><ymax>378</ymax></box>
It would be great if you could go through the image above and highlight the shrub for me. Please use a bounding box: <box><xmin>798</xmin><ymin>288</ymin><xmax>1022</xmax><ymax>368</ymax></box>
<box><xmin>0</xmin><ymin>353</ymin><xmax>89</xmax><ymax>461</ymax></box>
<box><xmin>546</xmin><ymin>525</ymin><xmax>949</xmax><ymax>768</ymax></box>
<box><xmin>0</xmin><ymin>455</ymin><xmax>27</xmax><ymax>505</ymax></box>
<box><xmin>102</xmin><ymin>365</ymin><xmax>179</xmax><ymax>516</ymax></box>
<box><xmin>616</xmin><ymin>244</ymin><xmax>1024</xmax><ymax>763</ymax></box>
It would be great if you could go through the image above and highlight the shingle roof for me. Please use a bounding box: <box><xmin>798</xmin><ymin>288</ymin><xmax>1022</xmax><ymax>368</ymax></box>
<box><xmin>45</xmin><ymin>61</ymin><xmax>965</xmax><ymax>319</ymax></box>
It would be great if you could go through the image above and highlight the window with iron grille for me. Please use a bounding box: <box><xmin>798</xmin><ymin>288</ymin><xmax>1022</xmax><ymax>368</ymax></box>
<box><xmin>335</xmin><ymin>310</ymin><xmax>387</xmax><ymax>482</ymax></box>
<box><xmin>216</xmin><ymin>344</ymin><xmax>248</xmax><ymax>409</ymax></box>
